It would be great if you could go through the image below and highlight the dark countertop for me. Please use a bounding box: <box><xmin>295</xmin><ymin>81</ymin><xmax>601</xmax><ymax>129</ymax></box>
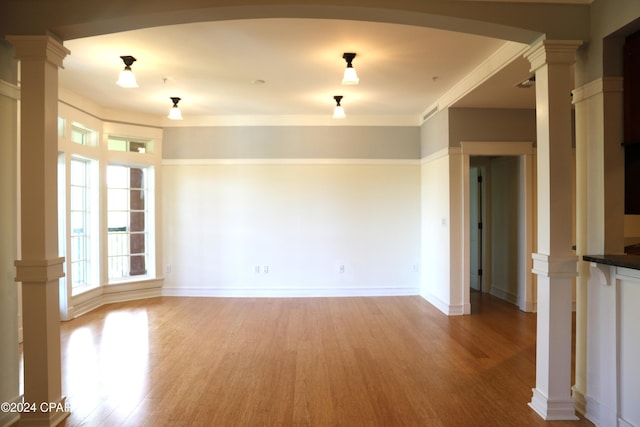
<box><xmin>583</xmin><ymin>254</ymin><xmax>640</xmax><ymax>270</ymax></box>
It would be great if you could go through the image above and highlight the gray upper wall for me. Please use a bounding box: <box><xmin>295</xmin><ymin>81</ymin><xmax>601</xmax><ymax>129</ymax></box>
<box><xmin>0</xmin><ymin>40</ymin><xmax>16</xmax><ymax>84</ymax></box>
<box><xmin>578</xmin><ymin>0</ymin><xmax>640</xmax><ymax>84</ymax></box>
<box><xmin>448</xmin><ymin>108</ymin><xmax>537</xmax><ymax>147</ymax></box>
<box><xmin>419</xmin><ymin>107</ymin><xmax>537</xmax><ymax>158</ymax></box>
<box><xmin>420</xmin><ymin>109</ymin><xmax>450</xmax><ymax>158</ymax></box>
<box><xmin>162</xmin><ymin>126</ymin><xmax>421</xmax><ymax>160</ymax></box>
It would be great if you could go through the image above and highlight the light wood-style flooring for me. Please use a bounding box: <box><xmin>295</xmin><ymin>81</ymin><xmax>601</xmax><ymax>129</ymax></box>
<box><xmin>28</xmin><ymin>293</ymin><xmax>593</xmax><ymax>426</ymax></box>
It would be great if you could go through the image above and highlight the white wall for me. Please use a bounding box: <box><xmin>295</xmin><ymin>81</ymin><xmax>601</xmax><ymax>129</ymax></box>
<box><xmin>162</xmin><ymin>160</ymin><xmax>421</xmax><ymax>296</ymax></box>
<box><xmin>420</xmin><ymin>149</ymin><xmax>454</xmax><ymax>312</ymax></box>
<box><xmin>490</xmin><ymin>156</ymin><xmax>520</xmax><ymax>303</ymax></box>
<box><xmin>0</xmin><ymin>78</ymin><xmax>20</xmax><ymax>426</ymax></box>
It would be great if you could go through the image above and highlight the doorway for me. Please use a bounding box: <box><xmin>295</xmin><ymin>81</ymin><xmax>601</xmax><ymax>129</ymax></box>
<box><xmin>461</xmin><ymin>142</ymin><xmax>535</xmax><ymax>313</ymax></box>
<box><xmin>470</xmin><ymin>155</ymin><xmax>524</xmax><ymax>304</ymax></box>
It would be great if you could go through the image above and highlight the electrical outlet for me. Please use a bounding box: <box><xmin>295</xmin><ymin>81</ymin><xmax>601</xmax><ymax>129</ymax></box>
<box><xmin>339</xmin><ymin>265</ymin><xmax>345</xmax><ymax>273</ymax></box>
<box><xmin>263</xmin><ymin>266</ymin><xmax>269</xmax><ymax>274</ymax></box>
<box><xmin>254</xmin><ymin>265</ymin><xmax>261</xmax><ymax>273</ymax></box>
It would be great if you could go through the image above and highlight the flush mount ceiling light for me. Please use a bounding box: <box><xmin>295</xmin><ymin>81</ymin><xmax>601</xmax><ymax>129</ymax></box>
<box><xmin>333</xmin><ymin>95</ymin><xmax>346</xmax><ymax>119</ymax></box>
<box><xmin>168</xmin><ymin>97</ymin><xmax>183</xmax><ymax>120</ymax></box>
<box><xmin>116</xmin><ymin>55</ymin><xmax>139</xmax><ymax>88</ymax></box>
<box><xmin>341</xmin><ymin>52</ymin><xmax>359</xmax><ymax>85</ymax></box>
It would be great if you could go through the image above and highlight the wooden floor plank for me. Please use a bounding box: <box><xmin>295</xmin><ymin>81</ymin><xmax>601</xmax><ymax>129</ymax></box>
<box><xmin>16</xmin><ymin>293</ymin><xmax>594</xmax><ymax>426</ymax></box>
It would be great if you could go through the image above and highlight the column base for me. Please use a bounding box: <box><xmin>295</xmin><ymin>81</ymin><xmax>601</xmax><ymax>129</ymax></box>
<box><xmin>18</xmin><ymin>396</ymin><xmax>70</xmax><ymax>427</ymax></box>
<box><xmin>529</xmin><ymin>388</ymin><xmax>579</xmax><ymax>421</ymax></box>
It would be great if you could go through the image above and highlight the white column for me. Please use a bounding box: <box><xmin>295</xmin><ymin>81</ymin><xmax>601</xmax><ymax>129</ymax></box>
<box><xmin>572</xmin><ymin>77</ymin><xmax>625</xmax><ymax>416</ymax></box>
<box><xmin>7</xmin><ymin>35</ymin><xmax>70</xmax><ymax>427</ymax></box>
<box><xmin>524</xmin><ymin>39</ymin><xmax>582</xmax><ymax>421</ymax></box>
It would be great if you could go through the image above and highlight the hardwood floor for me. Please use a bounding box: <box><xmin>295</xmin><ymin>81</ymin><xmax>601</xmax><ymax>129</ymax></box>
<box><xmin>27</xmin><ymin>293</ymin><xmax>593</xmax><ymax>426</ymax></box>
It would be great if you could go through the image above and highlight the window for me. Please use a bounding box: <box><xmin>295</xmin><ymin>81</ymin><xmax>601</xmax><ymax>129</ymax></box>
<box><xmin>107</xmin><ymin>165</ymin><xmax>153</xmax><ymax>281</ymax></box>
<box><xmin>107</xmin><ymin>136</ymin><xmax>153</xmax><ymax>153</ymax></box>
<box><xmin>69</xmin><ymin>157</ymin><xmax>96</xmax><ymax>293</ymax></box>
<box><xmin>71</xmin><ymin>122</ymin><xmax>97</xmax><ymax>146</ymax></box>
<box><xmin>58</xmin><ymin>117</ymin><xmax>66</xmax><ymax>138</ymax></box>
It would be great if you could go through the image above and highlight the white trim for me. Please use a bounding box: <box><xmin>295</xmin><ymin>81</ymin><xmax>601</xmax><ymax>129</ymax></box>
<box><xmin>460</xmin><ymin>140</ymin><xmax>534</xmax><ymax>156</ymax></box>
<box><xmin>163</xmin><ymin>114</ymin><xmax>422</xmax><ymax>127</ymax></box>
<box><xmin>162</xmin><ymin>287</ymin><xmax>419</xmax><ymax>298</ymax></box>
<box><xmin>162</xmin><ymin>158</ymin><xmax>421</xmax><ymax>166</ymax></box>
<box><xmin>572</xmin><ymin>77</ymin><xmax>623</xmax><ymax>104</ymax></box>
<box><xmin>528</xmin><ymin>388</ymin><xmax>579</xmax><ymax>420</ymax></box>
<box><xmin>420</xmin><ymin>291</ymin><xmax>467</xmax><ymax>315</ymax></box>
<box><xmin>0</xmin><ymin>79</ymin><xmax>20</xmax><ymax>100</ymax></box>
<box><xmin>60</xmin><ymin>89</ymin><xmax>421</xmax><ymax>127</ymax></box>
<box><xmin>68</xmin><ymin>279</ymin><xmax>163</xmax><ymax>319</ymax></box>
<box><xmin>420</xmin><ymin>147</ymin><xmax>461</xmax><ymax>165</ymax></box>
<box><xmin>489</xmin><ymin>286</ymin><xmax>518</xmax><ymax>305</ymax></box>
<box><xmin>0</xmin><ymin>395</ymin><xmax>22</xmax><ymax>427</ymax></box>
<box><xmin>421</xmin><ymin>41</ymin><xmax>529</xmax><ymax>122</ymax></box>
<box><xmin>584</xmin><ymin>394</ymin><xmax>601</xmax><ymax>426</ymax></box>
<box><xmin>618</xmin><ymin>417</ymin><xmax>634</xmax><ymax>427</ymax></box>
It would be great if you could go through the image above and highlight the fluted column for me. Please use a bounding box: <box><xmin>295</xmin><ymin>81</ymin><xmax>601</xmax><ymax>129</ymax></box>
<box><xmin>7</xmin><ymin>35</ymin><xmax>70</xmax><ymax>426</ymax></box>
<box><xmin>524</xmin><ymin>39</ymin><xmax>582</xmax><ymax>421</ymax></box>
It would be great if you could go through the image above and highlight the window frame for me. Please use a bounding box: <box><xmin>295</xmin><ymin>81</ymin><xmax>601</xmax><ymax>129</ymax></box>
<box><xmin>106</xmin><ymin>163</ymin><xmax>156</xmax><ymax>283</ymax></box>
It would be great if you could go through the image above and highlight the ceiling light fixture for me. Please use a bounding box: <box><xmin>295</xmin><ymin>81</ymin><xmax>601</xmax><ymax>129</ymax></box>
<box><xmin>116</xmin><ymin>55</ymin><xmax>139</xmax><ymax>88</ymax></box>
<box><xmin>333</xmin><ymin>95</ymin><xmax>345</xmax><ymax>119</ymax></box>
<box><xmin>341</xmin><ymin>53</ymin><xmax>359</xmax><ymax>85</ymax></box>
<box><xmin>168</xmin><ymin>97</ymin><xmax>183</xmax><ymax>120</ymax></box>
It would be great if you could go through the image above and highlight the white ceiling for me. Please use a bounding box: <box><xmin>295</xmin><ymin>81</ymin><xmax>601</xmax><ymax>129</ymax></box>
<box><xmin>58</xmin><ymin>18</ymin><xmax>537</xmax><ymax>123</ymax></box>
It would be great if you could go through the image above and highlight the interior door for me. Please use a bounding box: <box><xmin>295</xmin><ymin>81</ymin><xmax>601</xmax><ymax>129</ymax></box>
<box><xmin>469</xmin><ymin>167</ymin><xmax>483</xmax><ymax>291</ymax></box>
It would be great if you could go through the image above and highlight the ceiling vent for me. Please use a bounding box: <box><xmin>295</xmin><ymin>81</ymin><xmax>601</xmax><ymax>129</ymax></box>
<box><xmin>516</xmin><ymin>75</ymin><xmax>536</xmax><ymax>89</ymax></box>
<box><xmin>422</xmin><ymin>105</ymin><xmax>439</xmax><ymax>122</ymax></box>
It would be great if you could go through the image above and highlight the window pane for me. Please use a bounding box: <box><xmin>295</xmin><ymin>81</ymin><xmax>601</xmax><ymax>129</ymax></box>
<box><xmin>71</xmin><ymin>261</ymin><xmax>85</xmax><ymax>286</ymax></box>
<box><xmin>70</xmin><ymin>186</ymin><xmax>85</xmax><ymax>211</ymax></box>
<box><xmin>107</xmin><ymin>164</ymin><xmax>151</xmax><ymax>281</ymax></box>
<box><xmin>107</xmin><ymin>165</ymin><xmax>129</xmax><ymax>188</ymax></box>
<box><xmin>65</xmin><ymin>157</ymin><xmax>97</xmax><ymax>294</ymax></box>
<box><xmin>107</xmin><ymin>211</ymin><xmax>128</xmax><ymax>230</ymax></box>
<box><xmin>71</xmin><ymin>235</ymin><xmax>85</xmax><ymax>260</ymax></box>
<box><xmin>108</xmin><ymin>138</ymin><xmax>127</xmax><ymax>152</ymax></box>
<box><xmin>130</xmin><ymin>212</ymin><xmax>146</xmax><ymax>232</ymax></box>
<box><xmin>70</xmin><ymin>212</ymin><xmax>85</xmax><ymax>235</ymax></box>
<box><xmin>108</xmin><ymin>189</ymin><xmax>129</xmax><ymax>210</ymax></box>
<box><xmin>70</xmin><ymin>160</ymin><xmax>86</xmax><ymax>185</ymax></box>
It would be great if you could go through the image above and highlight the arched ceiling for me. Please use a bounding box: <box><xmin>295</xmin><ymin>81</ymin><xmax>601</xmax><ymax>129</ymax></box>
<box><xmin>1</xmin><ymin>1</ymin><xmax>590</xmax><ymax>124</ymax></box>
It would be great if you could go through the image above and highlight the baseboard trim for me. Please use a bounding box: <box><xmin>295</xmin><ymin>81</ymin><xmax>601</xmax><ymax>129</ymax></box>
<box><xmin>490</xmin><ymin>287</ymin><xmax>518</xmax><ymax>305</ymax></box>
<box><xmin>420</xmin><ymin>291</ymin><xmax>466</xmax><ymax>316</ymax></box>
<box><xmin>70</xmin><ymin>281</ymin><xmax>163</xmax><ymax>319</ymax></box>
<box><xmin>162</xmin><ymin>287</ymin><xmax>419</xmax><ymax>298</ymax></box>
<box><xmin>572</xmin><ymin>386</ymin><xmax>587</xmax><ymax>416</ymax></box>
<box><xmin>584</xmin><ymin>394</ymin><xmax>600</xmax><ymax>426</ymax></box>
<box><xmin>0</xmin><ymin>395</ymin><xmax>22</xmax><ymax>427</ymax></box>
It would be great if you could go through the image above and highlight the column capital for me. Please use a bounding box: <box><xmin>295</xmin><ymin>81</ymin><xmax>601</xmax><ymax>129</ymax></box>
<box><xmin>6</xmin><ymin>35</ymin><xmax>70</xmax><ymax>68</ymax></box>
<box><xmin>524</xmin><ymin>39</ymin><xmax>583</xmax><ymax>72</ymax></box>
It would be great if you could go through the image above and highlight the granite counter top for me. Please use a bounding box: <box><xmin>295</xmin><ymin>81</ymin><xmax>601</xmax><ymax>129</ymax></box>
<box><xmin>583</xmin><ymin>254</ymin><xmax>640</xmax><ymax>270</ymax></box>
